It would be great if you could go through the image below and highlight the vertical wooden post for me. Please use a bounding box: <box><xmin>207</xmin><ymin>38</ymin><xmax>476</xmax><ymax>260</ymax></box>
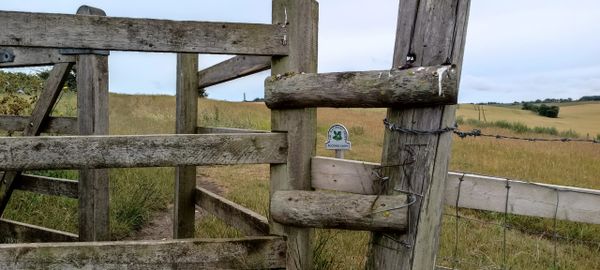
<box><xmin>270</xmin><ymin>0</ymin><xmax>318</xmax><ymax>269</ymax></box>
<box><xmin>76</xmin><ymin>4</ymin><xmax>110</xmax><ymax>242</ymax></box>
<box><xmin>174</xmin><ymin>53</ymin><xmax>199</xmax><ymax>239</ymax></box>
<box><xmin>366</xmin><ymin>0</ymin><xmax>470</xmax><ymax>269</ymax></box>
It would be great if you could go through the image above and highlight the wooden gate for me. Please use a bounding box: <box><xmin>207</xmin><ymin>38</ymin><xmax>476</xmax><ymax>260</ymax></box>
<box><xmin>0</xmin><ymin>1</ymin><xmax>471</xmax><ymax>269</ymax></box>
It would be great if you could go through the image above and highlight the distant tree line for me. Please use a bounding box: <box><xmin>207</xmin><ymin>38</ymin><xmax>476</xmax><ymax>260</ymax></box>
<box><xmin>522</xmin><ymin>103</ymin><xmax>560</xmax><ymax>118</ymax></box>
<box><xmin>579</xmin><ymin>95</ymin><xmax>600</xmax><ymax>101</ymax></box>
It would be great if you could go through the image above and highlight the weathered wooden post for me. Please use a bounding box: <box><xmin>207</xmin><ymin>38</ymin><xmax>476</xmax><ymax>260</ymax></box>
<box><xmin>174</xmin><ymin>53</ymin><xmax>199</xmax><ymax>239</ymax></box>
<box><xmin>366</xmin><ymin>0</ymin><xmax>471</xmax><ymax>269</ymax></box>
<box><xmin>269</xmin><ymin>0</ymin><xmax>318</xmax><ymax>269</ymax></box>
<box><xmin>76</xmin><ymin>5</ymin><xmax>111</xmax><ymax>242</ymax></box>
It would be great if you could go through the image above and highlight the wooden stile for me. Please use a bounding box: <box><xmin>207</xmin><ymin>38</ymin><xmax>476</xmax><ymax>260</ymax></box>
<box><xmin>0</xmin><ymin>10</ymin><xmax>287</xmax><ymax>56</ymax></box>
<box><xmin>271</xmin><ymin>190</ymin><xmax>408</xmax><ymax>231</ymax></box>
<box><xmin>0</xmin><ymin>47</ymin><xmax>75</xmax><ymax>68</ymax></box>
<box><xmin>269</xmin><ymin>0</ymin><xmax>319</xmax><ymax>269</ymax></box>
<box><xmin>366</xmin><ymin>1</ymin><xmax>471</xmax><ymax>269</ymax></box>
<box><xmin>198</xmin><ymin>55</ymin><xmax>272</xmax><ymax>88</ymax></box>
<box><xmin>174</xmin><ymin>53</ymin><xmax>199</xmax><ymax>239</ymax></box>
<box><xmin>264</xmin><ymin>66</ymin><xmax>458</xmax><ymax>109</ymax></box>
<box><xmin>195</xmin><ymin>187</ymin><xmax>269</xmax><ymax>236</ymax></box>
<box><xmin>0</xmin><ymin>133</ymin><xmax>288</xmax><ymax>170</ymax></box>
<box><xmin>0</xmin><ymin>116</ymin><xmax>77</xmax><ymax>134</ymax></box>
<box><xmin>0</xmin><ymin>236</ymin><xmax>286</xmax><ymax>269</ymax></box>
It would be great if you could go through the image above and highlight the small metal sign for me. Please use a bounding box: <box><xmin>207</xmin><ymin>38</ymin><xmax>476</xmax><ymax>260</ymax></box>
<box><xmin>325</xmin><ymin>124</ymin><xmax>351</xmax><ymax>150</ymax></box>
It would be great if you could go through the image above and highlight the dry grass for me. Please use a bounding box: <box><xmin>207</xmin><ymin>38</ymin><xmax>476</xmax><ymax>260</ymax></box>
<box><xmin>2</xmin><ymin>93</ymin><xmax>599</xmax><ymax>269</ymax></box>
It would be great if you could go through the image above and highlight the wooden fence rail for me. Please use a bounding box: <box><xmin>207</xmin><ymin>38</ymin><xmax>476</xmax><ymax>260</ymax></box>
<box><xmin>264</xmin><ymin>65</ymin><xmax>458</xmax><ymax>108</ymax></box>
<box><xmin>0</xmin><ymin>47</ymin><xmax>75</xmax><ymax>68</ymax></box>
<box><xmin>0</xmin><ymin>219</ymin><xmax>78</xmax><ymax>243</ymax></box>
<box><xmin>0</xmin><ymin>236</ymin><xmax>286</xmax><ymax>269</ymax></box>
<box><xmin>311</xmin><ymin>156</ymin><xmax>600</xmax><ymax>225</ymax></box>
<box><xmin>0</xmin><ymin>116</ymin><xmax>77</xmax><ymax>135</ymax></box>
<box><xmin>195</xmin><ymin>187</ymin><xmax>269</xmax><ymax>236</ymax></box>
<box><xmin>0</xmin><ymin>10</ymin><xmax>288</xmax><ymax>55</ymax></box>
<box><xmin>0</xmin><ymin>133</ymin><xmax>287</xmax><ymax>170</ymax></box>
<box><xmin>199</xmin><ymin>56</ymin><xmax>271</xmax><ymax>88</ymax></box>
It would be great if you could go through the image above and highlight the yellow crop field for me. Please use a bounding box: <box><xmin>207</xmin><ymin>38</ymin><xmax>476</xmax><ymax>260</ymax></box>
<box><xmin>456</xmin><ymin>102</ymin><xmax>600</xmax><ymax>137</ymax></box>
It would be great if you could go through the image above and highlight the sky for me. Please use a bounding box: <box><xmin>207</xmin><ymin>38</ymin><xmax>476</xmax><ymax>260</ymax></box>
<box><xmin>2</xmin><ymin>0</ymin><xmax>600</xmax><ymax>103</ymax></box>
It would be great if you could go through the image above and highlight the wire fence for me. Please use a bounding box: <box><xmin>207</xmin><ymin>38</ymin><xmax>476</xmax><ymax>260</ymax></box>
<box><xmin>381</xmin><ymin>118</ymin><xmax>600</xmax><ymax>269</ymax></box>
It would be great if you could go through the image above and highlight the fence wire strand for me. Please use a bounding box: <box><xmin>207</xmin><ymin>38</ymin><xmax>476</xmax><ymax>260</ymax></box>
<box><xmin>382</xmin><ymin>118</ymin><xmax>600</xmax><ymax>269</ymax></box>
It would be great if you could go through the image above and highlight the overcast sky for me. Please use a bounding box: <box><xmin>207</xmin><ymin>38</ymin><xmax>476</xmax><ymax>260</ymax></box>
<box><xmin>3</xmin><ymin>0</ymin><xmax>600</xmax><ymax>103</ymax></box>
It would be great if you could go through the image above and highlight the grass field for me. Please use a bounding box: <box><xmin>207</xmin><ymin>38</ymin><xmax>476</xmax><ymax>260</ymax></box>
<box><xmin>2</xmin><ymin>93</ymin><xmax>599</xmax><ymax>269</ymax></box>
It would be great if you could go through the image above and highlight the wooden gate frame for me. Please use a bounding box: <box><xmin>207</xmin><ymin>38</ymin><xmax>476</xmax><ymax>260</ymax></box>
<box><xmin>0</xmin><ymin>1</ymin><xmax>472</xmax><ymax>269</ymax></box>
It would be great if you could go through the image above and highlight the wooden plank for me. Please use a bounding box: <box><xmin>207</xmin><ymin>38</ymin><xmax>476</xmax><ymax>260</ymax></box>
<box><xmin>0</xmin><ymin>10</ymin><xmax>288</xmax><ymax>56</ymax></box>
<box><xmin>14</xmin><ymin>174</ymin><xmax>78</xmax><ymax>199</ymax></box>
<box><xmin>0</xmin><ymin>133</ymin><xmax>288</xmax><ymax>170</ymax></box>
<box><xmin>269</xmin><ymin>0</ymin><xmax>319</xmax><ymax>269</ymax></box>
<box><xmin>0</xmin><ymin>219</ymin><xmax>78</xmax><ymax>243</ymax></box>
<box><xmin>311</xmin><ymin>156</ymin><xmax>379</xmax><ymax>195</ymax></box>
<box><xmin>0</xmin><ymin>116</ymin><xmax>77</xmax><ymax>134</ymax></box>
<box><xmin>311</xmin><ymin>157</ymin><xmax>600</xmax><ymax>225</ymax></box>
<box><xmin>197</xmin><ymin>126</ymin><xmax>268</xmax><ymax>134</ymax></box>
<box><xmin>271</xmin><ymin>191</ymin><xmax>408</xmax><ymax>231</ymax></box>
<box><xmin>199</xmin><ymin>56</ymin><xmax>271</xmax><ymax>88</ymax></box>
<box><xmin>76</xmin><ymin>5</ymin><xmax>110</xmax><ymax>242</ymax></box>
<box><xmin>366</xmin><ymin>1</ymin><xmax>471</xmax><ymax>269</ymax></box>
<box><xmin>25</xmin><ymin>63</ymin><xmax>74</xmax><ymax>136</ymax></box>
<box><xmin>0</xmin><ymin>47</ymin><xmax>75</xmax><ymax>68</ymax></box>
<box><xmin>445</xmin><ymin>172</ymin><xmax>600</xmax><ymax>225</ymax></box>
<box><xmin>174</xmin><ymin>53</ymin><xmax>198</xmax><ymax>239</ymax></box>
<box><xmin>0</xmin><ymin>236</ymin><xmax>286</xmax><ymax>269</ymax></box>
<box><xmin>264</xmin><ymin>66</ymin><xmax>458</xmax><ymax>109</ymax></box>
<box><xmin>195</xmin><ymin>187</ymin><xmax>269</xmax><ymax>236</ymax></box>
<box><xmin>0</xmin><ymin>63</ymin><xmax>73</xmax><ymax>215</ymax></box>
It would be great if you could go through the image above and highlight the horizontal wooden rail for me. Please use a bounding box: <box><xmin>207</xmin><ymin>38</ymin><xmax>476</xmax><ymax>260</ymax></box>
<box><xmin>264</xmin><ymin>65</ymin><xmax>458</xmax><ymax>108</ymax></box>
<box><xmin>0</xmin><ymin>10</ymin><xmax>288</xmax><ymax>55</ymax></box>
<box><xmin>0</xmin><ymin>116</ymin><xmax>77</xmax><ymax>134</ymax></box>
<box><xmin>0</xmin><ymin>219</ymin><xmax>78</xmax><ymax>243</ymax></box>
<box><xmin>0</xmin><ymin>133</ymin><xmax>287</xmax><ymax>170</ymax></box>
<box><xmin>198</xmin><ymin>56</ymin><xmax>271</xmax><ymax>88</ymax></box>
<box><xmin>0</xmin><ymin>236</ymin><xmax>286</xmax><ymax>269</ymax></box>
<box><xmin>311</xmin><ymin>156</ymin><xmax>600</xmax><ymax>225</ymax></box>
<box><xmin>195</xmin><ymin>187</ymin><xmax>269</xmax><ymax>235</ymax></box>
<box><xmin>0</xmin><ymin>47</ymin><xmax>75</xmax><ymax>68</ymax></box>
<box><xmin>444</xmin><ymin>172</ymin><xmax>600</xmax><ymax>225</ymax></box>
<box><xmin>197</xmin><ymin>126</ymin><xmax>268</xmax><ymax>134</ymax></box>
<box><xmin>271</xmin><ymin>190</ymin><xmax>408</xmax><ymax>231</ymax></box>
<box><xmin>14</xmin><ymin>174</ymin><xmax>78</xmax><ymax>198</ymax></box>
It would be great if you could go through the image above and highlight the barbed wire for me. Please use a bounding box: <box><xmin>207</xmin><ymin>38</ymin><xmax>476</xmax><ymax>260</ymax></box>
<box><xmin>383</xmin><ymin>118</ymin><xmax>600</xmax><ymax>144</ymax></box>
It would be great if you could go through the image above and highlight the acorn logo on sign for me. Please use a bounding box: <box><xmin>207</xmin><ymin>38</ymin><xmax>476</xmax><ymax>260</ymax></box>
<box><xmin>325</xmin><ymin>124</ymin><xmax>351</xmax><ymax>150</ymax></box>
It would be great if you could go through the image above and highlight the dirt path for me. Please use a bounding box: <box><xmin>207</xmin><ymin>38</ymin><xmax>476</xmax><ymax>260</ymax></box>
<box><xmin>124</xmin><ymin>174</ymin><xmax>224</xmax><ymax>240</ymax></box>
